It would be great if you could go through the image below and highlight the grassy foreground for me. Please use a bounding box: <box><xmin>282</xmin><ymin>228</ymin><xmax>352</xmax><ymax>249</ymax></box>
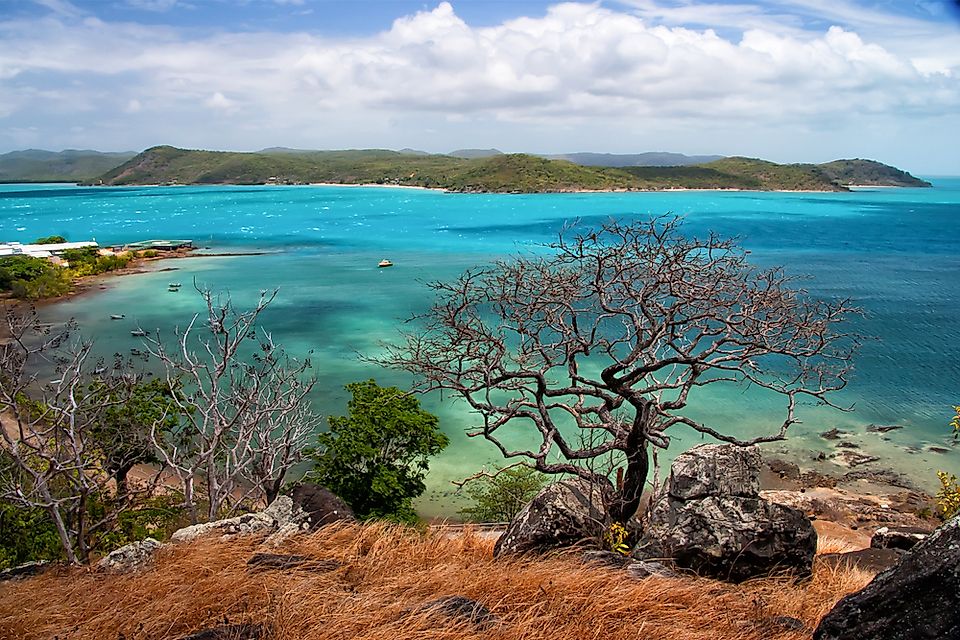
<box><xmin>0</xmin><ymin>522</ymin><xmax>872</xmax><ymax>640</ymax></box>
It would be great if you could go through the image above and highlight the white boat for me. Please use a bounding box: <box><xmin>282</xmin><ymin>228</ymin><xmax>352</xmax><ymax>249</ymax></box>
<box><xmin>378</xmin><ymin>259</ymin><xmax>393</xmax><ymax>268</ymax></box>
<box><xmin>130</xmin><ymin>329</ymin><xmax>149</xmax><ymax>337</ymax></box>
<box><xmin>110</xmin><ymin>314</ymin><xmax>125</xmax><ymax>320</ymax></box>
<box><xmin>168</xmin><ymin>282</ymin><xmax>182</xmax><ymax>287</ymax></box>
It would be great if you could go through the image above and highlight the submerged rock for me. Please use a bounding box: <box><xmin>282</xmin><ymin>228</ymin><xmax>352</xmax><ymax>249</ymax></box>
<box><xmin>815</xmin><ymin>515</ymin><xmax>960</xmax><ymax>640</ymax></box>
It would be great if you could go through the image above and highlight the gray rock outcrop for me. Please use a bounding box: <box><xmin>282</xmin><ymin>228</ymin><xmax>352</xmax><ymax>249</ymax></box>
<box><xmin>493</xmin><ymin>478</ymin><xmax>612</xmax><ymax>557</ymax></box>
<box><xmin>870</xmin><ymin>525</ymin><xmax>930</xmax><ymax>551</ymax></box>
<box><xmin>815</xmin><ymin>515</ymin><xmax>960</xmax><ymax>640</ymax></box>
<box><xmin>291</xmin><ymin>483</ymin><xmax>355</xmax><ymax>529</ymax></box>
<box><xmin>639</xmin><ymin>444</ymin><xmax>817</xmax><ymax>582</ymax></box>
<box><xmin>96</xmin><ymin>538</ymin><xmax>163</xmax><ymax>572</ymax></box>
<box><xmin>171</xmin><ymin>496</ymin><xmax>304</xmax><ymax>543</ymax></box>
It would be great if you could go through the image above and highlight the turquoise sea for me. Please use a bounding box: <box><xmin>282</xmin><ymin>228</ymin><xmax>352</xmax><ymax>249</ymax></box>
<box><xmin>1</xmin><ymin>180</ymin><xmax>959</xmax><ymax>515</ymax></box>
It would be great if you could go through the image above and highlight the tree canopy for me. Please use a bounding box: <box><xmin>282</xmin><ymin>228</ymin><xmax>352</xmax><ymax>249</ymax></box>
<box><xmin>309</xmin><ymin>379</ymin><xmax>448</xmax><ymax>523</ymax></box>
<box><xmin>383</xmin><ymin>217</ymin><xmax>859</xmax><ymax>522</ymax></box>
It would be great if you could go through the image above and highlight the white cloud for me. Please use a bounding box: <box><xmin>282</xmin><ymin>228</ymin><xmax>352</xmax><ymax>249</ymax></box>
<box><xmin>0</xmin><ymin>1</ymin><xmax>957</xmax><ymax>170</ymax></box>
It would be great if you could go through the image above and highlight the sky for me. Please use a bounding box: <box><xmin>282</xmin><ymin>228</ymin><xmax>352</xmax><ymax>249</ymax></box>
<box><xmin>0</xmin><ymin>0</ymin><xmax>958</xmax><ymax>173</ymax></box>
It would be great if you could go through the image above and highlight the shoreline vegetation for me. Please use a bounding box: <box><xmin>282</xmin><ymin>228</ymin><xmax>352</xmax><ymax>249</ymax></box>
<box><xmin>63</xmin><ymin>146</ymin><xmax>935</xmax><ymax>193</ymax></box>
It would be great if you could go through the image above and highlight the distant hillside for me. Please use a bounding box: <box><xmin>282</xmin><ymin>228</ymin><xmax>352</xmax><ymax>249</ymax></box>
<box><xmin>545</xmin><ymin>152</ymin><xmax>725</xmax><ymax>167</ymax></box>
<box><xmin>0</xmin><ymin>149</ymin><xmax>135</xmax><ymax>183</ymax></box>
<box><xmin>818</xmin><ymin>159</ymin><xmax>931</xmax><ymax>187</ymax></box>
<box><xmin>89</xmin><ymin>146</ymin><xmax>927</xmax><ymax>193</ymax></box>
<box><xmin>448</xmin><ymin>148</ymin><xmax>504</xmax><ymax>159</ymax></box>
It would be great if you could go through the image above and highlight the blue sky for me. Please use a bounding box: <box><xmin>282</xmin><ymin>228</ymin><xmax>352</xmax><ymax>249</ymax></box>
<box><xmin>1</xmin><ymin>0</ymin><xmax>958</xmax><ymax>172</ymax></box>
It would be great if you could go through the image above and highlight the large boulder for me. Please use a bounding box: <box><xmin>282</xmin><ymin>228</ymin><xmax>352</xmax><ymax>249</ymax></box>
<box><xmin>171</xmin><ymin>495</ymin><xmax>304</xmax><ymax>543</ymax></box>
<box><xmin>815</xmin><ymin>515</ymin><xmax>960</xmax><ymax>640</ymax></box>
<box><xmin>291</xmin><ymin>483</ymin><xmax>355</xmax><ymax>529</ymax></box>
<box><xmin>493</xmin><ymin>478</ymin><xmax>613</xmax><ymax>557</ymax></box>
<box><xmin>639</xmin><ymin>444</ymin><xmax>817</xmax><ymax>582</ymax></box>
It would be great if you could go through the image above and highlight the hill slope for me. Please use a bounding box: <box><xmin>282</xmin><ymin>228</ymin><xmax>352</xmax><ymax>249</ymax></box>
<box><xmin>0</xmin><ymin>149</ymin><xmax>135</xmax><ymax>183</ymax></box>
<box><xmin>0</xmin><ymin>522</ymin><xmax>871</xmax><ymax>640</ymax></box>
<box><xmin>545</xmin><ymin>151</ymin><xmax>725</xmax><ymax>167</ymax></box>
<box><xmin>90</xmin><ymin>146</ymin><xmax>927</xmax><ymax>193</ymax></box>
<box><xmin>818</xmin><ymin>159</ymin><xmax>931</xmax><ymax>187</ymax></box>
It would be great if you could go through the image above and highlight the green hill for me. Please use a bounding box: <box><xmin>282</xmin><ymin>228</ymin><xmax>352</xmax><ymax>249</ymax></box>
<box><xmin>87</xmin><ymin>146</ymin><xmax>928</xmax><ymax>193</ymax></box>
<box><xmin>0</xmin><ymin>149</ymin><xmax>136</xmax><ymax>183</ymax></box>
<box><xmin>818</xmin><ymin>159</ymin><xmax>931</xmax><ymax>187</ymax></box>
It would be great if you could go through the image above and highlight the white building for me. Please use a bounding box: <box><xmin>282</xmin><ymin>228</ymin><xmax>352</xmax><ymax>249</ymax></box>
<box><xmin>0</xmin><ymin>241</ymin><xmax>99</xmax><ymax>258</ymax></box>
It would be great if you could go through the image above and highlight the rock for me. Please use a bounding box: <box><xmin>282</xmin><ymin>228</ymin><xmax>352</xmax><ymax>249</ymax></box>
<box><xmin>261</xmin><ymin>522</ymin><xmax>308</xmax><ymax>548</ymax></box>
<box><xmin>581</xmin><ymin>550</ymin><xmax>678</xmax><ymax>578</ymax></box>
<box><xmin>820</xmin><ymin>428</ymin><xmax>845</xmax><ymax>440</ymax></box>
<box><xmin>0</xmin><ymin>560</ymin><xmax>50</xmax><ymax>582</ymax></box>
<box><xmin>831</xmin><ymin>451</ymin><xmax>880</xmax><ymax>468</ymax></box>
<box><xmin>97</xmin><ymin>538</ymin><xmax>163</xmax><ymax>573</ymax></box>
<box><xmin>764</xmin><ymin>616</ymin><xmax>808</xmax><ymax>633</ymax></box>
<box><xmin>928</xmin><ymin>446</ymin><xmax>950</xmax><ymax>454</ymax></box>
<box><xmin>420</xmin><ymin>596</ymin><xmax>497</xmax><ymax>629</ymax></box>
<box><xmin>493</xmin><ymin>478</ymin><xmax>612</xmax><ymax>556</ymax></box>
<box><xmin>815</xmin><ymin>515</ymin><xmax>960</xmax><ymax>640</ymax></box>
<box><xmin>667</xmin><ymin>444</ymin><xmax>761</xmax><ymax>500</ymax></box>
<box><xmin>172</xmin><ymin>496</ymin><xmax>302</xmax><ymax>543</ymax></box>
<box><xmin>641</xmin><ymin>444</ymin><xmax>816</xmax><ymax>582</ymax></box>
<box><xmin>819</xmin><ymin>548</ymin><xmax>903</xmax><ymax>573</ymax></box>
<box><xmin>765</xmin><ymin>458</ymin><xmax>800</xmax><ymax>481</ymax></box>
<box><xmin>835</xmin><ymin>441</ymin><xmax>860</xmax><ymax>449</ymax></box>
<box><xmin>177</xmin><ymin>623</ymin><xmax>263</xmax><ymax>640</ymax></box>
<box><xmin>870</xmin><ymin>526</ymin><xmax>930</xmax><ymax>551</ymax></box>
<box><xmin>642</xmin><ymin>494</ymin><xmax>816</xmax><ymax>582</ymax></box>
<box><xmin>246</xmin><ymin>553</ymin><xmax>341</xmax><ymax>573</ymax></box>
<box><xmin>291</xmin><ymin>483</ymin><xmax>354</xmax><ymax>529</ymax></box>
<box><xmin>866</xmin><ymin>424</ymin><xmax>903</xmax><ymax>433</ymax></box>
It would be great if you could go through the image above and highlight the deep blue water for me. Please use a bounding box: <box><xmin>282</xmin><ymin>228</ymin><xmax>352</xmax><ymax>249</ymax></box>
<box><xmin>2</xmin><ymin>181</ymin><xmax>958</xmax><ymax>514</ymax></box>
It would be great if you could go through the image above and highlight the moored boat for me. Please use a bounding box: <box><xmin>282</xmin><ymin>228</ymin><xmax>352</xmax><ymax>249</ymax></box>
<box><xmin>378</xmin><ymin>259</ymin><xmax>393</xmax><ymax>268</ymax></box>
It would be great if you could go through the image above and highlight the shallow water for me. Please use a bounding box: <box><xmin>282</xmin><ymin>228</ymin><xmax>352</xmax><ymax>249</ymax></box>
<box><xmin>2</xmin><ymin>181</ymin><xmax>959</xmax><ymax>516</ymax></box>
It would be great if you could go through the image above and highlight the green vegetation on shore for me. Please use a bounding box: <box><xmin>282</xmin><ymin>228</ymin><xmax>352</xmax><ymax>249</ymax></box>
<box><xmin>0</xmin><ymin>244</ymin><xmax>132</xmax><ymax>300</ymax></box>
<box><xmin>88</xmin><ymin>145</ymin><xmax>930</xmax><ymax>192</ymax></box>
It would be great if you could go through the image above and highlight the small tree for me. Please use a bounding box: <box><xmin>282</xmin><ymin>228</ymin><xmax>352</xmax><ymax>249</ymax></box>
<box><xmin>0</xmin><ymin>305</ymin><xmax>163</xmax><ymax>563</ymax></box>
<box><xmin>458</xmin><ymin>465</ymin><xmax>546</xmax><ymax>523</ymax></box>
<box><xmin>309</xmin><ymin>379</ymin><xmax>448</xmax><ymax>523</ymax></box>
<box><xmin>145</xmin><ymin>287</ymin><xmax>321</xmax><ymax>521</ymax></box>
<box><xmin>89</xmin><ymin>376</ymin><xmax>182</xmax><ymax>500</ymax></box>
<box><xmin>382</xmin><ymin>218</ymin><xmax>858</xmax><ymax>522</ymax></box>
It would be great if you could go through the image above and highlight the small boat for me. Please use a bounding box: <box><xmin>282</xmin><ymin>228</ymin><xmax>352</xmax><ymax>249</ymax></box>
<box><xmin>110</xmin><ymin>314</ymin><xmax>125</xmax><ymax>320</ymax></box>
<box><xmin>130</xmin><ymin>329</ymin><xmax>149</xmax><ymax>337</ymax></box>
<box><xmin>168</xmin><ymin>287</ymin><xmax>179</xmax><ymax>292</ymax></box>
<box><xmin>168</xmin><ymin>282</ymin><xmax>182</xmax><ymax>287</ymax></box>
<box><xmin>129</xmin><ymin>348</ymin><xmax>142</xmax><ymax>356</ymax></box>
<box><xmin>378</xmin><ymin>259</ymin><xmax>394</xmax><ymax>268</ymax></box>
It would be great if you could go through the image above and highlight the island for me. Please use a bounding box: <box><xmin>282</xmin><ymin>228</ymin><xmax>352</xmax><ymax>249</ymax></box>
<box><xmin>81</xmin><ymin>146</ymin><xmax>930</xmax><ymax>193</ymax></box>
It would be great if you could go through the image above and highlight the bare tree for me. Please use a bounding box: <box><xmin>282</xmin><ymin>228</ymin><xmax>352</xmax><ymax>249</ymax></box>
<box><xmin>0</xmin><ymin>305</ymin><xmax>161</xmax><ymax>563</ymax></box>
<box><xmin>144</xmin><ymin>287</ymin><xmax>320</xmax><ymax>522</ymax></box>
<box><xmin>381</xmin><ymin>218</ymin><xmax>859</xmax><ymax>522</ymax></box>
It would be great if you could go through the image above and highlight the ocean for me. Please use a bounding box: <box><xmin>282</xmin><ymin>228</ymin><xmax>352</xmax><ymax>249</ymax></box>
<box><xmin>1</xmin><ymin>180</ymin><xmax>958</xmax><ymax>516</ymax></box>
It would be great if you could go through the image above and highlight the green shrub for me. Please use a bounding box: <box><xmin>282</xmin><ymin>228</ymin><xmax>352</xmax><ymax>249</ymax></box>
<box><xmin>459</xmin><ymin>465</ymin><xmax>546</xmax><ymax>522</ymax></box>
<box><xmin>0</xmin><ymin>255</ymin><xmax>52</xmax><ymax>291</ymax></box>
<box><xmin>0</xmin><ymin>501</ymin><xmax>63</xmax><ymax>570</ymax></box>
<box><xmin>936</xmin><ymin>471</ymin><xmax>960</xmax><ymax>520</ymax></box>
<box><xmin>308</xmin><ymin>379</ymin><xmax>448</xmax><ymax>523</ymax></box>
<box><xmin>10</xmin><ymin>269</ymin><xmax>72</xmax><ymax>299</ymax></box>
<box><xmin>32</xmin><ymin>235</ymin><xmax>66</xmax><ymax>244</ymax></box>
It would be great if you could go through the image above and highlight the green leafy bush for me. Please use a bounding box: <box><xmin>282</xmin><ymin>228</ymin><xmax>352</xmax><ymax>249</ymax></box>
<box><xmin>308</xmin><ymin>379</ymin><xmax>448</xmax><ymax>523</ymax></box>
<box><xmin>0</xmin><ymin>501</ymin><xmax>63</xmax><ymax>569</ymax></box>
<box><xmin>32</xmin><ymin>235</ymin><xmax>66</xmax><ymax>244</ymax></box>
<box><xmin>936</xmin><ymin>471</ymin><xmax>960</xmax><ymax>520</ymax></box>
<box><xmin>459</xmin><ymin>465</ymin><xmax>546</xmax><ymax>522</ymax></box>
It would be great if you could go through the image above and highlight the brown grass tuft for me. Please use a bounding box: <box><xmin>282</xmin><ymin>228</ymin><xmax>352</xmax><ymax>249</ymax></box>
<box><xmin>0</xmin><ymin>525</ymin><xmax>873</xmax><ymax>640</ymax></box>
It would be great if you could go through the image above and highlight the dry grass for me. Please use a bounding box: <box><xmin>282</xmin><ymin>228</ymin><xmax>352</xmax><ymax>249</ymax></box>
<box><xmin>0</xmin><ymin>523</ymin><xmax>873</xmax><ymax>640</ymax></box>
